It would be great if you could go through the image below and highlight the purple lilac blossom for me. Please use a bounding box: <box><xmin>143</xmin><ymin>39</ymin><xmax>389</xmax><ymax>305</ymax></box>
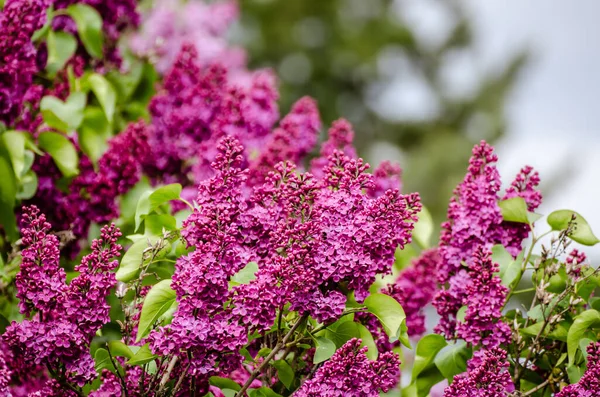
<box><xmin>3</xmin><ymin>206</ymin><xmax>122</xmax><ymax>390</ymax></box>
<box><xmin>556</xmin><ymin>342</ymin><xmax>600</xmax><ymax>397</ymax></box>
<box><xmin>443</xmin><ymin>348</ymin><xmax>513</xmax><ymax>397</ymax></box>
<box><xmin>295</xmin><ymin>338</ymin><xmax>400</xmax><ymax>396</ymax></box>
<box><xmin>433</xmin><ymin>141</ymin><xmax>541</xmax><ymax>339</ymax></box>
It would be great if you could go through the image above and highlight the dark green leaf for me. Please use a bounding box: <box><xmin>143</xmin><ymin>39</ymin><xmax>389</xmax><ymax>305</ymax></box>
<box><xmin>1</xmin><ymin>131</ymin><xmax>25</xmax><ymax>179</ymax></box>
<box><xmin>107</xmin><ymin>341</ymin><xmax>133</xmax><ymax>359</ymax></box>
<box><xmin>324</xmin><ymin>320</ymin><xmax>360</xmax><ymax>349</ymax></box>
<box><xmin>356</xmin><ymin>323</ymin><xmax>378</xmax><ymax>360</ymax></box>
<box><xmin>272</xmin><ymin>359</ymin><xmax>294</xmax><ymax>389</ymax></box>
<box><xmin>209</xmin><ymin>376</ymin><xmax>241</xmax><ymax>391</ymax></box>
<box><xmin>434</xmin><ymin>340</ymin><xmax>469</xmax><ymax>380</ymax></box>
<box><xmin>40</xmin><ymin>92</ymin><xmax>86</xmax><ymax>132</ymax></box>
<box><xmin>547</xmin><ymin>210</ymin><xmax>599</xmax><ymax>246</ymax></box>
<box><xmin>66</xmin><ymin>4</ymin><xmax>104</xmax><ymax>58</ymax></box>
<box><xmin>38</xmin><ymin>132</ymin><xmax>79</xmax><ymax>177</ymax></box>
<box><xmin>137</xmin><ymin>279</ymin><xmax>176</xmax><ymax>342</ymax></box>
<box><xmin>0</xmin><ymin>156</ymin><xmax>17</xmax><ymax>240</ymax></box>
<box><xmin>568</xmin><ymin>309</ymin><xmax>600</xmax><ymax>364</ymax></box>
<box><xmin>126</xmin><ymin>344</ymin><xmax>158</xmax><ymax>366</ymax></box>
<box><xmin>412</xmin><ymin>334</ymin><xmax>447</xmax><ymax>382</ymax></box>
<box><xmin>45</xmin><ymin>31</ymin><xmax>76</xmax><ymax>76</ymax></box>
<box><xmin>94</xmin><ymin>348</ymin><xmax>116</xmax><ymax>373</ymax></box>
<box><xmin>79</xmin><ymin>106</ymin><xmax>111</xmax><ymax>163</ymax></box>
<box><xmin>248</xmin><ymin>387</ymin><xmax>283</xmax><ymax>397</ymax></box>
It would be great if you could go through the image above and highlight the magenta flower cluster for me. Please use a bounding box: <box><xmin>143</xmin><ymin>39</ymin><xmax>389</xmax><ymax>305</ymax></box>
<box><xmin>2</xmin><ymin>206</ymin><xmax>122</xmax><ymax>389</ymax></box>
<box><xmin>556</xmin><ymin>342</ymin><xmax>600</xmax><ymax>397</ymax></box>
<box><xmin>295</xmin><ymin>338</ymin><xmax>400</xmax><ymax>396</ymax></box>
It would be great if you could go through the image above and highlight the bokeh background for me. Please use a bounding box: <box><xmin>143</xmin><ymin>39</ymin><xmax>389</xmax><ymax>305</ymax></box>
<box><xmin>235</xmin><ymin>0</ymin><xmax>600</xmax><ymax>258</ymax></box>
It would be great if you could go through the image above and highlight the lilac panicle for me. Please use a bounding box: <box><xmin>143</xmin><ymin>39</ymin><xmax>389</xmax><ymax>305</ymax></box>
<box><xmin>295</xmin><ymin>338</ymin><xmax>400</xmax><ymax>396</ymax></box>
<box><xmin>556</xmin><ymin>342</ymin><xmax>600</xmax><ymax>397</ymax></box>
<box><xmin>384</xmin><ymin>248</ymin><xmax>439</xmax><ymax>337</ymax></box>
<box><xmin>433</xmin><ymin>141</ymin><xmax>541</xmax><ymax>339</ymax></box>
<box><xmin>443</xmin><ymin>348</ymin><xmax>513</xmax><ymax>397</ymax></box>
<box><xmin>310</xmin><ymin>118</ymin><xmax>357</xmax><ymax>178</ymax></box>
<box><xmin>5</xmin><ymin>207</ymin><xmax>122</xmax><ymax>388</ymax></box>
<box><xmin>0</xmin><ymin>0</ymin><xmax>49</xmax><ymax>126</ymax></box>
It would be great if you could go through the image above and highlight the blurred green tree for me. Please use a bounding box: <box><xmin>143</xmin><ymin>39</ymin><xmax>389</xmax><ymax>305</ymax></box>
<box><xmin>238</xmin><ymin>0</ymin><xmax>526</xmax><ymax>221</ymax></box>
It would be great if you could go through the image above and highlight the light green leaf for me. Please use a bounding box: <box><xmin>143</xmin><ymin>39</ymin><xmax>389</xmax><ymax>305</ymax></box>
<box><xmin>231</xmin><ymin>262</ymin><xmax>259</xmax><ymax>285</ymax></box>
<box><xmin>498</xmin><ymin>197</ymin><xmax>529</xmax><ymax>224</ymax></box>
<box><xmin>547</xmin><ymin>210</ymin><xmax>599</xmax><ymax>246</ymax></box>
<box><xmin>324</xmin><ymin>320</ymin><xmax>360</xmax><ymax>349</ymax></box>
<box><xmin>79</xmin><ymin>106</ymin><xmax>111</xmax><ymax>163</ymax></box>
<box><xmin>45</xmin><ymin>30</ymin><xmax>76</xmax><ymax>76</ymax></box>
<box><xmin>38</xmin><ymin>132</ymin><xmax>79</xmax><ymax>177</ymax></box>
<box><xmin>248</xmin><ymin>388</ymin><xmax>283</xmax><ymax>397</ymax></box>
<box><xmin>40</xmin><ymin>92</ymin><xmax>86</xmax><ymax>132</ymax></box>
<box><xmin>115</xmin><ymin>236</ymin><xmax>160</xmax><ymax>282</ymax></box>
<box><xmin>126</xmin><ymin>344</ymin><xmax>158</xmax><ymax>366</ymax></box>
<box><xmin>356</xmin><ymin>323</ymin><xmax>378</xmax><ymax>360</ymax></box>
<box><xmin>412</xmin><ymin>334</ymin><xmax>447</xmax><ymax>382</ymax></box>
<box><xmin>0</xmin><ymin>156</ymin><xmax>17</xmax><ymax>241</ymax></box>
<box><xmin>568</xmin><ymin>309</ymin><xmax>600</xmax><ymax>364</ymax></box>
<box><xmin>16</xmin><ymin>170</ymin><xmax>38</xmax><ymax>200</ymax></box>
<box><xmin>136</xmin><ymin>279</ymin><xmax>176</xmax><ymax>342</ymax></box>
<box><xmin>272</xmin><ymin>359</ymin><xmax>294</xmax><ymax>389</ymax></box>
<box><xmin>364</xmin><ymin>293</ymin><xmax>408</xmax><ymax>345</ymax></box>
<box><xmin>413</xmin><ymin>206</ymin><xmax>433</xmax><ymax>248</ymax></box>
<box><xmin>2</xmin><ymin>131</ymin><xmax>25</xmax><ymax>179</ymax></box>
<box><xmin>66</xmin><ymin>4</ymin><xmax>104</xmax><ymax>58</ymax></box>
<box><xmin>107</xmin><ymin>341</ymin><xmax>134</xmax><ymax>359</ymax></box>
<box><xmin>135</xmin><ymin>184</ymin><xmax>182</xmax><ymax>231</ymax></box>
<box><xmin>567</xmin><ymin>364</ymin><xmax>583</xmax><ymax>384</ymax></box>
<box><xmin>314</xmin><ymin>336</ymin><xmax>336</xmax><ymax>364</ymax></box>
<box><xmin>145</xmin><ymin>214</ymin><xmax>177</xmax><ymax>236</ymax></box>
<box><xmin>209</xmin><ymin>377</ymin><xmax>241</xmax><ymax>391</ymax></box>
<box><xmin>86</xmin><ymin>74</ymin><xmax>116</xmax><ymax>122</ymax></box>
<box><xmin>94</xmin><ymin>348</ymin><xmax>116</xmax><ymax>373</ymax></box>
<box><xmin>434</xmin><ymin>340</ymin><xmax>469</xmax><ymax>380</ymax></box>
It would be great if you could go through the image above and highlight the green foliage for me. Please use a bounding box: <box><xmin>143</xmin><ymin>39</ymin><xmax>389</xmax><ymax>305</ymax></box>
<box><xmin>37</xmin><ymin>132</ymin><xmax>79</xmax><ymax>177</ymax></box>
<box><xmin>547</xmin><ymin>210</ymin><xmax>599</xmax><ymax>246</ymax></box>
<box><xmin>40</xmin><ymin>92</ymin><xmax>87</xmax><ymax>133</ymax></box>
<box><xmin>126</xmin><ymin>344</ymin><xmax>158</xmax><ymax>366</ymax></box>
<box><xmin>364</xmin><ymin>293</ymin><xmax>408</xmax><ymax>346</ymax></box>
<box><xmin>433</xmin><ymin>340</ymin><xmax>469</xmax><ymax>381</ymax></box>
<box><xmin>136</xmin><ymin>279</ymin><xmax>176</xmax><ymax>342</ymax></box>
<box><xmin>66</xmin><ymin>4</ymin><xmax>104</xmax><ymax>58</ymax></box>
<box><xmin>45</xmin><ymin>31</ymin><xmax>77</xmax><ymax>77</ymax></box>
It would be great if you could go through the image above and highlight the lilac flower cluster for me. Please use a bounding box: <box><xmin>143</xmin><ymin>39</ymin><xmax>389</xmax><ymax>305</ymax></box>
<box><xmin>130</xmin><ymin>0</ymin><xmax>242</xmax><ymax>75</ymax></box>
<box><xmin>3</xmin><ymin>206</ymin><xmax>121</xmax><ymax>390</ymax></box>
<box><xmin>556</xmin><ymin>342</ymin><xmax>600</xmax><ymax>397</ymax></box>
<box><xmin>384</xmin><ymin>248</ymin><xmax>439</xmax><ymax>337</ymax></box>
<box><xmin>149</xmin><ymin>132</ymin><xmax>420</xmax><ymax>381</ymax></box>
<box><xmin>433</xmin><ymin>141</ymin><xmax>541</xmax><ymax>339</ymax></box>
<box><xmin>0</xmin><ymin>0</ymin><xmax>49</xmax><ymax>127</ymax></box>
<box><xmin>295</xmin><ymin>338</ymin><xmax>400</xmax><ymax>396</ymax></box>
<box><xmin>443</xmin><ymin>348</ymin><xmax>513</xmax><ymax>397</ymax></box>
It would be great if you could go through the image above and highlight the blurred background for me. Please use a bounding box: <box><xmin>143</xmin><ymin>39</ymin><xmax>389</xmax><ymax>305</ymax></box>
<box><xmin>236</xmin><ymin>0</ymin><xmax>600</xmax><ymax>257</ymax></box>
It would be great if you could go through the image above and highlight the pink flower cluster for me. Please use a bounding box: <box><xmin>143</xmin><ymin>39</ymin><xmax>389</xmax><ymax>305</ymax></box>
<box><xmin>295</xmin><ymin>338</ymin><xmax>400</xmax><ymax>396</ymax></box>
<box><xmin>3</xmin><ymin>206</ymin><xmax>122</xmax><ymax>389</ymax></box>
<box><xmin>556</xmin><ymin>342</ymin><xmax>600</xmax><ymax>397</ymax></box>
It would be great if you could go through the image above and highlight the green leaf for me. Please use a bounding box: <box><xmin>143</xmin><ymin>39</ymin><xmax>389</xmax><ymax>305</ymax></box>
<box><xmin>126</xmin><ymin>344</ymin><xmax>158</xmax><ymax>366</ymax></box>
<box><xmin>248</xmin><ymin>388</ymin><xmax>283</xmax><ymax>397</ymax></box>
<box><xmin>313</xmin><ymin>336</ymin><xmax>336</xmax><ymax>364</ymax></box>
<box><xmin>547</xmin><ymin>210</ymin><xmax>599</xmax><ymax>246</ymax></box>
<box><xmin>38</xmin><ymin>132</ymin><xmax>79</xmax><ymax>177</ymax></box>
<box><xmin>136</xmin><ymin>279</ymin><xmax>176</xmax><ymax>342</ymax></box>
<box><xmin>231</xmin><ymin>262</ymin><xmax>259</xmax><ymax>285</ymax></box>
<box><xmin>1</xmin><ymin>131</ymin><xmax>25</xmax><ymax>179</ymax></box>
<box><xmin>356</xmin><ymin>323</ymin><xmax>378</xmax><ymax>360</ymax></box>
<box><xmin>107</xmin><ymin>341</ymin><xmax>134</xmax><ymax>359</ymax></box>
<box><xmin>324</xmin><ymin>320</ymin><xmax>360</xmax><ymax>349</ymax></box>
<box><xmin>413</xmin><ymin>206</ymin><xmax>433</xmax><ymax>248</ymax></box>
<box><xmin>568</xmin><ymin>309</ymin><xmax>600</xmax><ymax>364</ymax></box>
<box><xmin>86</xmin><ymin>74</ymin><xmax>116</xmax><ymax>122</ymax></box>
<box><xmin>115</xmin><ymin>236</ymin><xmax>160</xmax><ymax>282</ymax></box>
<box><xmin>45</xmin><ymin>30</ymin><xmax>76</xmax><ymax>76</ymax></box>
<box><xmin>272</xmin><ymin>359</ymin><xmax>294</xmax><ymax>389</ymax></box>
<box><xmin>209</xmin><ymin>376</ymin><xmax>241</xmax><ymax>391</ymax></box>
<box><xmin>66</xmin><ymin>4</ymin><xmax>104</xmax><ymax>58</ymax></box>
<box><xmin>498</xmin><ymin>250</ymin><xmax>524</xmax><ymax>289</ymax></box>
<box><xmin>567</xmin><ymin>364</ymin><xmax>583</xmax><ymax>384</ymax></box>
<box><xmin>364</xmin><ymin>293</ymin><xmax>408</xmax><ymax>345</ymax></box>
<box><xmin>144</xmin><ymin>214</ymin><xmax>177</xmax><ymax>236</ymax></box>
<box><xmin>135</xmin><ymin>184</ymin><xmax>183</xmax><ymax>231</ymax></box>
<box><xmin>434</xmin><ymin>340</ymin><xmax>469</xmax><ymax>380</ymax></box>
<box><xmin>15</xmin><ymin>170</ymin><xmax>38</xmax><ymax>200</ymax></box>
<box><xmin>0</xmin><ymin>156</ymin><xmax>17</xmax><ymax>241</ymax></box>
<box><xmin>79</xmin><ymin>106</ymin><xmax>111</xmax><ymax>163</ymax></box>
<box><xmin>40</xmin><ymin>92</ymin><xmax>86</xmax><ymax>132</ymax></box>
<box><xmin>498</xmin><ymin>197</ymin><xmax>529</xmax><ymax>224</ymax></box>
<box><xmin>94</xmin><ymin>348</ymin><xmax>116</xmax><ymax>373</ymax></box>
<box><xmin>412</xmin><ymin>334</ymin><xmax>447</xmax><ymax>382</ymax></box>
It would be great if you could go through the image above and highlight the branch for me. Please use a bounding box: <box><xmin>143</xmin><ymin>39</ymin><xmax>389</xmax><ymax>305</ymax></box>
<box><xmin>235</xmin><ymin>314</ymin><xmax>308</xmax><ymax>397</ymax></box>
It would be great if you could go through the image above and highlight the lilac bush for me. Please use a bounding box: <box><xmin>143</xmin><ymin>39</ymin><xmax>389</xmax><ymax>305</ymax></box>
<box><xmin>1</xmin><ymin>0</ymin><xmax>599</xmax><ymax>396</ymax></box>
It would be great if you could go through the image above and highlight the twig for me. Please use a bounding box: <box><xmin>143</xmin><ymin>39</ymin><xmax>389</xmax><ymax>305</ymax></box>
<box><xmin>158</xmin><ymin>355</ymin><xmax>179</xmax><ymax>393</ymax></box>
<box><xmin>235</xmin><ymin>314</ymin><xmax>308</xmax><ymax>397</ymax></box>
<box><xmin>521</xmin><ymin>378</ymin><xmax>550</xmax><ymax>396</ymax></box>
<box><xmin>106</xmin><ymin>343</ymin><xmax>129</xmax><ymax>397</ymax></box>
